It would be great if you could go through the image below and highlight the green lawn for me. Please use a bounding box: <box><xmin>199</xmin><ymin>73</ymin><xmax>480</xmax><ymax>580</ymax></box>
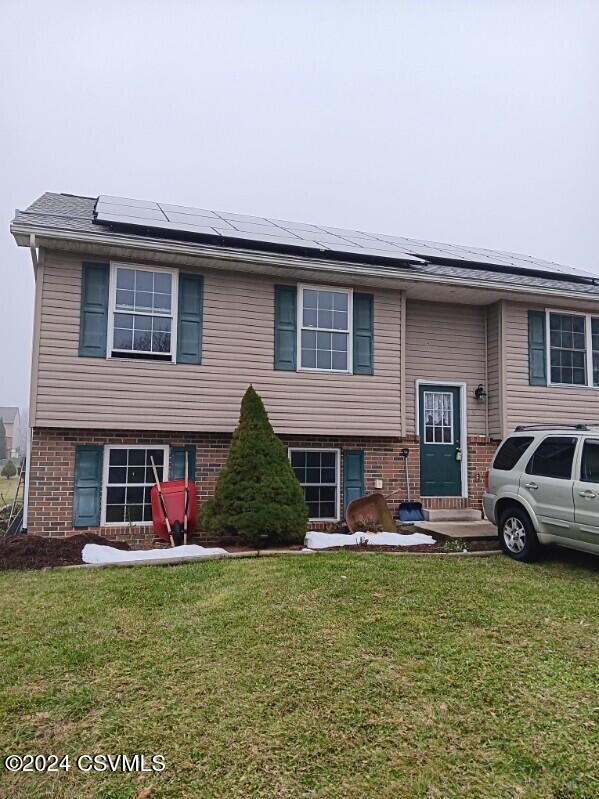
<box><xmin>0</xmin><ymin>475</ymin><xmax>22</xmax><ymax>507</ymax></box>
<box><xmin>0</xmin><ymin>553</ymin><xmax>598</xmax><ymax>799</ymax></box>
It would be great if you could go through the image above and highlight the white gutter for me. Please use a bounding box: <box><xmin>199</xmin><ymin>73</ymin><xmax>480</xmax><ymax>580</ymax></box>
<box><xmin>10</xmin><ymin>222</ymin><xmax>599</xmax><ymax>305</ymax></box>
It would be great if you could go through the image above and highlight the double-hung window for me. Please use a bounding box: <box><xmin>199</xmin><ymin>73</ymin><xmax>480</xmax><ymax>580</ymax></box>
<box><xmin>299</xmin><ymin>286</ymin><xmax>352</xmax><ymax>372</ymax></box>
<box><xmin>548</xmin><ymin>311</ymin><xmax>599</xmax><ymax>387</ymax></box>
<box><xmin>110</xmin><ymin>265</ymin><xmax>177</xmax><ymax>361</ymax></box>
<box><xmin>102</xmin><ymin>445</ymin><xmax>169</xmax><ymax>524</ymax></box>
<box><xmin>289</xmin><ymin>448</ymin><xmax>340</xmax><ymax>521</ymax></box>
<box><xmin>549</xmin><ymin>312</ymin><xmax>587</xmax><ymax>386</ymax></box>
<box><xmin>592</xmin><ymin>319</ymin><xmax>599</xmax><ymax>387</ymax></box>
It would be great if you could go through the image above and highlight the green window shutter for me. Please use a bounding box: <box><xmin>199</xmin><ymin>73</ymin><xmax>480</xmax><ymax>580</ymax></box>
<box><xmin>274</xmin><ymin>285</ymin><xmax>297</xmax><ymax>370</ymax></box>
<box><xmin>170</xmin><ymin>446</ymin><xmax>196</xmax><ymax>481</ymax></box>
<box><xmin>528</xmin><ymin>310</ymin><xmax>547</xmax><ymax>385</ymax></box>
<box><xmin>177</xmin><ymin>274</ymin><xmax>204</xmax><ymax>364</ymax></box>
<box><xmin>73</xmin><ymin>446</ymin><xmax>103</xmax><ymax>527</ymax></box>
<box><xmin>79</xmin><ymin>262</ymin><xmax>109</xmax><ymax>357</ymax></box>
<box><xmin>353</xmin><ymin>293</ymin><xmax>374</xmax><ymax>375</ymax></box>
<box><xmin>343</xmin><ymin>449</ymin><xmax>365</xmax><ymax>510</ymax></box>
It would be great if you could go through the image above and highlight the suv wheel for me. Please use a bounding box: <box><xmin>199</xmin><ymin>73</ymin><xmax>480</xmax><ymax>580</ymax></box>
<box><xmin>498</xmin><ymin>506</ymin><xmax>541</xmax><ymax>562</ymax></box>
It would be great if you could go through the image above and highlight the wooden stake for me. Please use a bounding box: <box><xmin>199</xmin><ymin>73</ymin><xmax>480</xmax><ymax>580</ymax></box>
<box><xmin>183</xmin><ymin>450</ymin><xmax>189</xmax><ymax>546</ymax></box>
<box><xmin>150</xmin><ymin>456</ymin><xmax>175</xmax><ymax>547</ymax></box>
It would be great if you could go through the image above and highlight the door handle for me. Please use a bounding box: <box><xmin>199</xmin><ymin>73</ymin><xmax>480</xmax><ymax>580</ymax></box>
<box><xmin>578</xmin><ymin>490</ymin><xmax>597</xmax><ymax>499</ymax></box>
<box><xmin>525</xmin><ymin>482</ymin><xmax>538</xmax><ymax>490</ymax></box>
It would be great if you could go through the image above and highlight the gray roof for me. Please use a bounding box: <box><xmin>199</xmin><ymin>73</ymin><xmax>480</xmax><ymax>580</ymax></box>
<box><xmin>11</xmin><ymin>192</ymin><xmax>599</xmax><ymax>297</ymax></box>
<box><xmin>0</xmin><ymin>407</ymin><xmax>19</xmax><ymax>423</ymax></box>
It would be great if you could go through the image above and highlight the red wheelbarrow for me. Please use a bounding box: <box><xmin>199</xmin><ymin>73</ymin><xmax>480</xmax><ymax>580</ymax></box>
<box><xmin>345</xmin><ymin>492</ymin><xmax>396</xmax><ymax>533</ymax></box>
<box><xmin>150</xmin><ymin>455</ymin><xmax>197</xmax><ymax>547</ymax></box>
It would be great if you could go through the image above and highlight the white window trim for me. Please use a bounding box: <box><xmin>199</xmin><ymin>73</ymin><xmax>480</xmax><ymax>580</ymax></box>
<box><xmin>297</xmin><ymin>284</ymin><xmax>353</xmax><ymax>374</ymax></box>
<box><xmin>415</xmin><ymin>380</ymin><xmax>468</xmax><ymax>499</ymax></box>
<box><xmin>108</xmin><ymin>263</ymin><xmax>179</xmax><ymax>363</ymax></box>
<box><xmin>288</xmin><ymin>447</ymin><xmax>341</xmax><ymax>522</ymax></box>
<box><xmin>545</xmin><ymin>308</ymin><xmax>598</xmax><ymax>389</ymax></box>
<box><xmin>101</xmin><ymin>444</ymin><xmax>170</xmax><ymax>526</ymax></box>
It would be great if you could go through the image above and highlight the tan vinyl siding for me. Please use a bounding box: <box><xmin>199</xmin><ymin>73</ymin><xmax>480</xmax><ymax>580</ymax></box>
<box><xmin>34</xmin><ymin>252</ymin><xmax>402</xmax><ymax>435</ymax></box>
<box><xmin>503</xmin><ymin>301</ymin><xmax>599</xmax><ymax>429</ymax></box>
<box><xmin>28</xmin><ymin>250</ymin><xmax>46</xmax><ymax>426</ymax></box>
<box><xmin>486</xmin><ymin>302</ymin><xmax>503</xmax><ymax>438</ymax></box>
<box><xmin>404</xmin><ymin>300</ymin><xmax>487</xmax><ymax>436</ymax></box>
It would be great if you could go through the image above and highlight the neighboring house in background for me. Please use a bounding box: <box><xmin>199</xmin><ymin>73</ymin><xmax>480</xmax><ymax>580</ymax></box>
<box><xmin>10</xmin><ymin>192</ymin><xmax>599</xmax><ymax>546</ymax></box>
<box><xmin>0</xmin><ymin>407</ymin><xmax>21</xmax><ymax>460</ymax></box>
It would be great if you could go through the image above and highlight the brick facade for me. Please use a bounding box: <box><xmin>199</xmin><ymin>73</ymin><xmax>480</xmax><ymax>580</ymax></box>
<box><xmin>27</xmin><ymin>427</ymin><xmax>498</xmax><ymax>547</ymax></box>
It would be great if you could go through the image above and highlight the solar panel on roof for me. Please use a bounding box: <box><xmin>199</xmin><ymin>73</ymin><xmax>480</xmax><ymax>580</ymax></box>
<box><xmin>100</xmin><ymin>195</ymin><xmax>158</xmax><ymax>210</ymax></box>
<box><xmin>94</xmin><ymin>196</ymin><xmax>426</xmax><ymax>264</ymax></box>
<box><xmin>99</xmin><ymin>203</ymin><xmax>167</xmax><ymax>222</ymax></box>
<box><xmin>269</xmin><ymin>219</ymin><xmax>326</xmax><ymax>233</ymax></box>
<box><xmin>164</xmin><ymin>212</ymin><xmax>223</xmax><ymax>227</ymax></box>
<box><xmin>93</xmin><ymin>195</ymin><xmax>596</xmax><ymax>281</ymax></box>
<box><xmin>159</xmin><ymin>203</ymin><xmax>218</xmax><ymax>218</ymax></box>
<box><xmin>95</xmin><ymin>212</ymin><xmax>222</xmax><ymax>238</ymax></box>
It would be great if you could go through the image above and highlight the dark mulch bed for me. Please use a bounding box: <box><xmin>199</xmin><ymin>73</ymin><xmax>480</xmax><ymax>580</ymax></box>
<box><xmin>0</xmin><ymin>534</ymin><xmax>130</xmax><ymax>571</ymax></box>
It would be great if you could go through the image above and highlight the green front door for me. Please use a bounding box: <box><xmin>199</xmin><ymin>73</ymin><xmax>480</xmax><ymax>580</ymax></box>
<box><xmin>419</xmin><ymin>385</ymin><xmax>462</xmax><ymax>497</ymax></box>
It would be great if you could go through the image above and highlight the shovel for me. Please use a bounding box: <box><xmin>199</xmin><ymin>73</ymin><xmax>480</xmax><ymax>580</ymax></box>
<box><xmin>397</xmin><ymin>448</ymin><xmax>424</xmax><ymax>522</ymax></box>
<box><xmin>183</xmin><ymin>449</ymin><xmax>189</xmax><ymax>546</ymax></box>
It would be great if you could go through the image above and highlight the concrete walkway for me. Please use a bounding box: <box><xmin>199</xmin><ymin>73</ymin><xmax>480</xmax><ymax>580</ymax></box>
<box><xmin>414</xmin><ymin>520</ymin><xmax>498</xmax><ymax>539</ymax></box>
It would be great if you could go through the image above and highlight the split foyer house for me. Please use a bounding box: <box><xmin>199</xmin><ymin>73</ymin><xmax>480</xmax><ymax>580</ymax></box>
<box><xmin>0</xmin><ymin>407</ymin><xmax>21</xmax><ymax>460</ymax></box>
<box><xmin>11</xmin><ymin>193</ymin><xmax>599</xmax><ymax>545</ymax></box>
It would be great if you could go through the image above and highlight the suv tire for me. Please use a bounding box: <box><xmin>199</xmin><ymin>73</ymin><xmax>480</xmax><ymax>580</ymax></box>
<box><xmin>498</xmin><ymin>505</ymin><xmax>541</xmax><ymax>562</ymax></box>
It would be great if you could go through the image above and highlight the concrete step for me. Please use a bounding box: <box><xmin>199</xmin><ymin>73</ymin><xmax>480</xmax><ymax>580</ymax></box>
<box><xmin>422</xmin><ymin>508</ymin><xmax>482</xmax><ymax>522</ymax></box>
<box><xmin>415</xmin><ymin>520</ymin><xmax>498</xmax><ymax>540</ymax></box>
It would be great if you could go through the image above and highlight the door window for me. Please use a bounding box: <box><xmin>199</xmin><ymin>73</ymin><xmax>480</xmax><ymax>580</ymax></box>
<box><xmin>525</xmin><ymin>437</ymin><xmax>577</xmax><ymax>480</ymax></box>
<box><xmin>580</xmin><ymin>440</ymin><xmax>599</xmax><ymax>483</ymax></box>
<box><xmin>423</xmin><ymin>391</ymin><xmax>453</xmax><ymax>444</ymax></box>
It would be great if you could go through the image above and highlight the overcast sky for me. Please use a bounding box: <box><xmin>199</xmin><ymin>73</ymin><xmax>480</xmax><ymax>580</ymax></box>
<box><xmin>1</xmin><ymin>1</ymin><xmax>598</xmax><ymax>409</ymax></box>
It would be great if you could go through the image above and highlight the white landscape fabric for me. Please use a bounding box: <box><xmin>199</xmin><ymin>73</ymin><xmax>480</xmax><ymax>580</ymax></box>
<box><xmin>304</xmin><ymin>531</ymin><xmax>435</xmax><ymax>550</ymax></box>
<box><xmin>82</xmin><ymin>544</ymin><xmax>228</xmax><ymax>564</ymax></box>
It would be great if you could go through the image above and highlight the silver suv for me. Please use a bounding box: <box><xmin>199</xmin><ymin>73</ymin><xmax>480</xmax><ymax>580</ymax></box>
<box><xmin>483</xmin><ymin>425</ymin><xmax>599</xmax><ymax>562</ymax></box>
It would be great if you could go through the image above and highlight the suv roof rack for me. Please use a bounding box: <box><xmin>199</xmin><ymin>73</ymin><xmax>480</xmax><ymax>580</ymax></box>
<box><xmin>514</xmin><ymin>423</ymin><xmax>590</xmax><ymax>432</ymax></box>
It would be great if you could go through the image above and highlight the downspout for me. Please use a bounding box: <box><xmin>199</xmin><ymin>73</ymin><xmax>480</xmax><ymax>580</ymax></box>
<box><xmin>499</xmin><ymin>301</ymin><xmax>507</xmax><ymax>436</ymax></box>
<box><xmin>400</xmin><ymin>291</ymin><xmax>407</xmax><ymax>438</ymax></box>
<box><xmin>22</xmin><ymin>234</ymin><xmax>39</xmax><ymax>530</ymax></box>
<box><xmin>23</xmin><ymin>429</ymin><xmax>31</xmax><ymax>531</ymax></box>
<box><xmin>29</xmin><ymin>233</ymin><xmax>39</xmax><ymax>275</ymax></box>
<box><xmin>484</xmin><ymin>308</ymin><xmax>489</xmax><ymax>440</ymax></box>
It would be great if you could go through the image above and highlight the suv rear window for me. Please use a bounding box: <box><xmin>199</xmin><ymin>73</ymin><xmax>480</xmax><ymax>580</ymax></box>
<box><xmin>493</xmin><ymin>436</ymin><xmax>534</xmax><ymax>470</ymax></box>
<box><xmin>525</xmin><ymin>436</ymin><xmax>577</xmax><ymax>480</ymax></box>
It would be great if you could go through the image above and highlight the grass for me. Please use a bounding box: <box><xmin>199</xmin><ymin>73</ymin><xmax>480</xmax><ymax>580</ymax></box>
<box><xmin>0</xmin><ymin>552</ymin><xmax>598</xmax><ymax>799</ymax></box>
<box><xmin>0</xmin><ymin>475</ymin><xmax>22</xmax><ymax>508</ymax></box>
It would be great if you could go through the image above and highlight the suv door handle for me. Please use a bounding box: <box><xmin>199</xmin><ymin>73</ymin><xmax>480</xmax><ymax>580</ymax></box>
<box><xmin>525</xmin><ymin>482</ymin><xmax>538</xmax><ymax>490</ymax></box>
<box><xmin>578</xmin><ymin>490</ymin><xmax>597</xmax><ymax>499</ymax></box>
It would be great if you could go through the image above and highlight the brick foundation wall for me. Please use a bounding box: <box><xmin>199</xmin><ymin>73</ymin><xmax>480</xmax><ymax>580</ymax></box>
<box><xmin>28</xmin><ymin>428</ymin><xmax>498</xmax><ymax>546</ymax></box>
<box><xmin>467</xmin><ymin>436</ymin><xmax>499</xmax><ymax>509</ymax></box>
